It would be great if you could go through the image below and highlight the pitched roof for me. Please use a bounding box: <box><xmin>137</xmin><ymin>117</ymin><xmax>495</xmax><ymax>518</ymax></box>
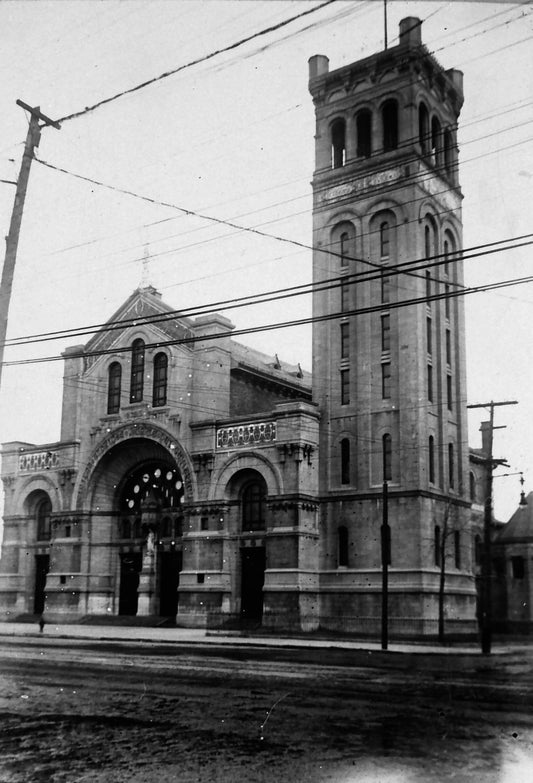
<box><xmin>496</xmin><ymin>492</ymin><xmax>533</xmax><ymax>543</ymax></box>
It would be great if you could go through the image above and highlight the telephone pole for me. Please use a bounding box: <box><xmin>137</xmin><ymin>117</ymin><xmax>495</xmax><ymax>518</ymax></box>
<box><xmin>467</xmin><ymin>400</ymin><xmax>518</xmax><ymax>654</ymax></box>
<box><xmin>0</xmin><ymin>101</ymin><xmax>60</xmax><ymax>389</ymax></box>
<box><xmin>381</xmin><ymin>480</ymin><xmax>391</xmax><ymax>650</ymax></box>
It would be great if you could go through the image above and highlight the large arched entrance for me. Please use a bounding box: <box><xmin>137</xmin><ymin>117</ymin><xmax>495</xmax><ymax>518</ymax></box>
<box><xmin>79</xmin><ymin>427</ymin><xmax>194</xmax><ymax>619</ymax></box>
<box><xmin>116</xmin><ymin>458</ymin><xmax>185</xmax><ymax>617</ymax></box>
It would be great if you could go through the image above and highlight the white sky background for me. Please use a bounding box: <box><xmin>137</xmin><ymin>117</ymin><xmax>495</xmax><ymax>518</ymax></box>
<box><xmin>0</xmin><ymin>0</ymin><xmax>531</xmax><ymax>523</ymax></box>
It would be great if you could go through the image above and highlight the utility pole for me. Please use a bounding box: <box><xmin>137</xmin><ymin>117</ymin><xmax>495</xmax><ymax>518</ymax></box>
<box><xmin>0</xmin><ymin>101</ymin><xmax>60</xmax><ymax>390</ymax></box>
<box><xmin>467</xmin><ymin>400</ymin><xmax>518</xmax><ymax>654</ymax></box>
<box><xmin>381</xmin><ymin>480</ymin><xmax>391</xmax><ymax>650</ymax></box>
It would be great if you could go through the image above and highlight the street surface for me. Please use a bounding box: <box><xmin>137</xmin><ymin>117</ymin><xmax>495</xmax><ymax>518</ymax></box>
<box><xmin>0</xmin><ymin>635</ymin><xmax>532</xmax><ymax>782</ymax></box>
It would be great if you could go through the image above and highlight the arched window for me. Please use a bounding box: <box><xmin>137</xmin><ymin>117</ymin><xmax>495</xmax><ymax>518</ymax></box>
<box><xmin>444</xmin><ymin>129</ymin><xmax>453</xmax><ymax>171</ymax></box>
<box><xmin>424</xmin><ymin>218</ymin><xmax>437</xmax><ymax>260</ymax></box>
<box><xmin>331</xmin><ymin>119</ymin><xmax>346</xmax><ymax>168</ymax></box>
<box><xmin>36</xmin><ymin>497</ymin><xmax>52</xmax><ymax>541</ymax></box>
<box><xmin>443</xmin><ymin>231</ymin><xmax>455</xmax><ymax>278</ymax></box>
<box><xmin>242</xmin><ymin>481</ymin><xmax>266</xmax><ymax>531</ymax></box>
<box><xmin>431</xmin><ymin>116</ymin><xmax>442</xmax><ymax>165</ymax></box>
<box><xmin>341</xmin><ymin>438</ymin><xmax>350</xmax><ymax>485</ymax></box>
<box><xmin>443</xmin><ymin>239</ymin><xmax>450</xmax><ymax>277</ymax></box>
<box><xmin>371</xmin><ymin>211</ymin><xmax>396</xmax><ymax>263</ymax></box>
<box><xmin>340</xmin><ymin>232</ymin><xmax>350</xmax><ymax>265</ymax></box>
<box><xmin>448</xmin><ymin>443</ymin><xmax>455</xmax><ymax>489</ymax></box>
<box><xmin>331</xmin><ymin>221</ymin><xmax>356</xmax><ymax>268</ymax></box>
<box><xmin>382</xmin><ymin>100</ymin><xmax>398</xmax><ymax>152</ymax></box>
<box><xmin>419</xmin><ymin>102</ymin><xmax>429</xmax><ymax>153</ymax></box>
<box><xmin>119</xmin><ymin>462</ymin><xmax>185</xmax><ymax>517</ymax></box>
<box><xmin>107</xmin><ymin>362</ymin><xmax>122</xmax><ymax>414</ymax></box>
<box><xmin>338</xmin><ymin>525</ymin><xmax>349</xmax><ymax>567</ymax></box>
<box><xmin>152</xmin><ymin>352</ymin><xmax>168</xmax><ymax>407</ymax></box>
<box><xmin>428</xmin><ymin>436</ymin><xmax>435</xmax><ymax>484</ymax></box>
<box><xmin>469</xmin><ymin>472</ymin><xmax>477</xmax><ymax>503</ymax></box>
<box><xmin>382</xmin><ymin>433</ymin><xmax>392</xmax><ymax>482</ymax></box>
<box><xmin>380</xmin><ymin>222</ymin><xmax>390</xmax><ymax>259</ymax></box>
<box><xmin>356</xmin><ymin>109</ymin><xmax>372</xmax><ymax>157</ymax></box>
<box><xmin>130</xmin><ymin>339</ymin><xmax>145</xmax><ymax>403</ymax></box>
<box><xmin>434</xmin><ymin>525</ymin><xmax>441</xmax><ymax>567</ymax></box>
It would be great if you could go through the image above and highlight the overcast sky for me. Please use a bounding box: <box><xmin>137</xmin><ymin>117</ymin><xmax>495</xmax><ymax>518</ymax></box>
<box><xmin>0</xmin><ymin>0</ymin><xmax>531</xmax><ymax>522</ymax></box>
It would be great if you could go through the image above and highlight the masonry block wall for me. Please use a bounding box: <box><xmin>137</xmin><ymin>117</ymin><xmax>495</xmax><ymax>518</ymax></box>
<box><xmin>309</xmin><ymin>17</ymin><xmax>476</xmax><ymax>635</ymax></box>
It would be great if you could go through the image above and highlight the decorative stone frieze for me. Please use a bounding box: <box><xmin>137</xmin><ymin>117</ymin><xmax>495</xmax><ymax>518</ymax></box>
<box><xmin>216</xmin><ymin>421</ymin><xmax>276</xmax><ymax>449</ymax></box>
<box><xmin>186</xmin><ymin>504</ymin><xmax>225</xmax><ymax>517</ymax></box>
<box><xmin>268</xmin><ymin>501</ymin><xmax>318</xmax><ymax>512</ymax></box>
<box><xmin>18</xmin><ymin>450</ymin><xmax>59</xmax><ymax>472</ymax></box>
<box><xmin>319</xmin><ymin>167</ymin><xmax>403</xmax><ymax>205</ymax></box>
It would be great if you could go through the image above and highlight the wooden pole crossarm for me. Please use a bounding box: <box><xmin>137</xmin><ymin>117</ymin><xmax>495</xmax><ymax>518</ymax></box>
<box><xmin>16</xmin><ymin>99</ymin><xmax>61</xmax><ymax>129</ymax></box>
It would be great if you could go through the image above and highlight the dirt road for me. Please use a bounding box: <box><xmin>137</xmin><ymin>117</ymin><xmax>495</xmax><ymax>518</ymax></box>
<box><xmin>0</xmin><ymin>637</ymin><xmax>532</xmax><ymax>782</ymax></box>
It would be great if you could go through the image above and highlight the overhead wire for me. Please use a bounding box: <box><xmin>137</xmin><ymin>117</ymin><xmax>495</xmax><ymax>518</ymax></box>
<box><xmin>53</xmin><ymin>0</ymin><xmax>338</xmax><ymax>125</ymax></box>
<box><xmin>3</xmin><ymin>265</ymin><xmax>533</xmax><ymax>367</ymax></box>
<box><xmin>32</xmin><ymin>112</ymin><xmax>533</xmax><ymax>287</ymax></box>
<box><xmin>4</xmin><ymin>232</ymin><xmax>532</xmax><ymax>348</ymax></box>
<box><xmin>7</xmin><ymin>3</ymin><xmax>524</xmax><ymax>272</ymax></box>
<box><xmin>29</xmin><ymin>94</ymin><xmax>533</xmax><ymax>282</ymax></box>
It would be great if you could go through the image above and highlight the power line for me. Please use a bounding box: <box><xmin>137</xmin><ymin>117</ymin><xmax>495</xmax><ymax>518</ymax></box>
<box><xmin>54</xmin><ymin>0</ymin><xmax>337</xmax><ymax>125</ymax></box>
<box><xmin>4</xmin><ymin>233</ymin><xmax>532</xmax><ymax>349</ymax></box>
<box><xmin>34</xmin><ymin>96</ymin><xmax>533</xmax><ymax>264</ymax></box>
<box><xmin>35</xmin><ymin>86</ymin><xmax>532</xmax><ymax>268</ymax></box>
<box><xmin>33</xmin><ymin>121</ymin><xmax>533</xmax><ymax>287</ymax></box>
<box><xmin>4</xmin><ymin>269</ymin><xmax>533</xmax><ymax>368</ymax></box>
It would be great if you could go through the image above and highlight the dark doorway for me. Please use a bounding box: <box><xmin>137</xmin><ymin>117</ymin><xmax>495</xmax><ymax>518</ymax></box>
<box><xmin>34</xmin><ymin>555</ymin><xmax>49</xmax><ymax>614</ymax></box>
<box><xmin>241</xmin><ymin>547</ymin><xmax>266</xmax><ymax>622</ymax></box>
<box><xmin>159</xmin><ymin>550</ymin><xmax>182</xmax><ymax>616</ymax></box>
<box><xmin>119</xmin><ymin>552</ymin><xmax>142</xmax><ymax>615</ymax></box>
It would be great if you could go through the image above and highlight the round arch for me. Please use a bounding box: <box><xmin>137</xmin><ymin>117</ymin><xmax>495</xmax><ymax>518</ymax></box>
<box><xmin>417</xmin><ymin>199</ymin><xmax>441</xmax><ymax>227</ymax></box>
<box><xmin>14</xmin><ymin>475</ymin><xmax>62</xmax><ymax>516</ymax></box>
<box><xmin>210</xmin><ymin>451</ymin><xmax>282</xmax><ymax>501</ymax></box>
<box><xmin>74</xmin><ymin>422</ymin><xmax>196</xmax><ymax>512</ymax></box>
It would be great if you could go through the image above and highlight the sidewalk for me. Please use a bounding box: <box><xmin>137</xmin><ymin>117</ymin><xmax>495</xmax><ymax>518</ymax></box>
<box><xmin>0</xmin><ymin>620</ymin><xmax>527</xmax><ymax>656</ymax></box>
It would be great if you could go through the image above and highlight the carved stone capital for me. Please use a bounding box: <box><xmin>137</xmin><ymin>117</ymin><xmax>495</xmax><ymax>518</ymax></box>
<box><xmin>192</xmin><ymin>453</ymin><xmax>215</xmax><ymax>474</ymax></box>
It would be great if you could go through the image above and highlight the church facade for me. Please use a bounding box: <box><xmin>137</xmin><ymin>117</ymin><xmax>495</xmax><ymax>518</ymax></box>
<box><xmin>0</xmin><ymin>289</ymin><xmax>319</xmax><ymax>629</ymax></box>
<box><xmin>0</xmin><ymin>18</ymin><xmax>511</xmax><ymax>636</ymax></box>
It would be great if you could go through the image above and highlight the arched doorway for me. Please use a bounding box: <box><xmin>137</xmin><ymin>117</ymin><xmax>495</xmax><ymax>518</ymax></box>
<box><xmin>116</xmin><ymin>459</ymin><xmax>185</xmax><ymax>617</ymax></box>
<box><xmin>24</xmin><ymin>491</ymin><xmax>52</xmax><ymax>615</ymax></box>
<box><xmin>230</xmin><ymin>470</ymin><xmax>268</xmax><ymax>623</ymax></box>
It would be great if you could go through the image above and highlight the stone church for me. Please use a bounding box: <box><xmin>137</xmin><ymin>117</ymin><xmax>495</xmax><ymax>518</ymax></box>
<box><xmin>1</xmin><ymin>18</ymin><xmax>526</xmax><ymax>635</ymax></box>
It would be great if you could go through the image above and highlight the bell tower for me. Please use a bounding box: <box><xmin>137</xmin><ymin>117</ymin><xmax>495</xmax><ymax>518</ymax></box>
<box><xmin>309</xmin><ymin>18</ymin><xmax>476</xmax><ymax>635</ymax></box>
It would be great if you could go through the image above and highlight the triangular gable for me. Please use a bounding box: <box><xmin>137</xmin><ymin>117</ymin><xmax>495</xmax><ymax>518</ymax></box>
<box><xmin>84</xmin><ymin>288</ymin><xmax>196</xmax><ymax>359</ymax></box>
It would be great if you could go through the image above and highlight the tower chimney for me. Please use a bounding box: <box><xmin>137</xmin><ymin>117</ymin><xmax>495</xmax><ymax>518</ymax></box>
<box><xmin>399</xmin><ymin>17</ymin><xmax>422</xmax><ymax>47</ymax></box>
<box><xmin>308</xmin><ymin>55</ymin><xmax>329</xmax><ymax>80</ymax></box>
